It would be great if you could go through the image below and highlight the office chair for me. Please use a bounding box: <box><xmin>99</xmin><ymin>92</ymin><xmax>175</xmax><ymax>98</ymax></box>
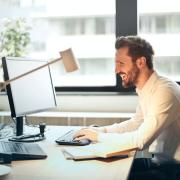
<box><xmin>157</xmin><ymin>163</ymin><xmax>180</xmax><ymax>180</ymax></box>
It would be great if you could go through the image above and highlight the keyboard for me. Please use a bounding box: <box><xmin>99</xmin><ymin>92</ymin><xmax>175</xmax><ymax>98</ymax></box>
<box><xmin>0</xmin><ymin>141</ymin><xmax>47</xmax><ymax>161</ymax></box>
<box><xmin>55</xmin><ymin>130</ymin><xmax>91</xmax><ymax>146</ymax></box>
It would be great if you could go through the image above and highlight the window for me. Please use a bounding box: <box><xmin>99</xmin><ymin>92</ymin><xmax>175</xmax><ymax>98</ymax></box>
<box><xmin>0</xmin><ymin>0</ymin><xmax>117</xmax><ymax>90</ymax></box>
<box><xmin>0</xmin><ymin>0</ymin><xmax>138</xmax><ymax>92</ymax></box>
<box><xmin>138</xmin><ymin>0</ymin><xmax>180</xmax><ymax>82</ymax></box>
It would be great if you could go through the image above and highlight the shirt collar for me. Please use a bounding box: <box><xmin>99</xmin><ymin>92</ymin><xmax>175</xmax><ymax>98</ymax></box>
<box><xmin>136</xmin><ymin>71</ymin><xmax>158</xmax><ymax>97</ymax></box>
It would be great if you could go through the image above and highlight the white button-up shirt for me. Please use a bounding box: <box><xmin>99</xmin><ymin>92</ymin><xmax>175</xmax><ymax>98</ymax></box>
<box><xmin>98</xmin><ymin>72</ymin><xmax>180</xmax><ymax>164</ymax></box>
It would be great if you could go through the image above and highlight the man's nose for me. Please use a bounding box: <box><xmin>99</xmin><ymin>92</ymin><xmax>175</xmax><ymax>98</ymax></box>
<box><xmin>115</xmin><ymin>64</ymin><xmax>121</xmax><ymax>74</ymax></box>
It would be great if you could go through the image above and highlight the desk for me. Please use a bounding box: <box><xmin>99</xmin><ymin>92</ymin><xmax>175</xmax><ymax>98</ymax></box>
<box><xmin>3</xmin><ymin>126</ymin><xmax>135</xmax><ymax>180</ymax></box>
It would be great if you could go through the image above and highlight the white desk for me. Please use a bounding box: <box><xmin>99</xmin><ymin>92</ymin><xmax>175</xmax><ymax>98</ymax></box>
<box><xmin>2</xmin><ymin>126</ymin><xmax>135</xmax><ymax>180</ymax></box>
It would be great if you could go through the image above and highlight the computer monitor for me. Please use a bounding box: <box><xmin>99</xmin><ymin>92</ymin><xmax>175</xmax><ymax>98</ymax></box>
<box><xmin>2</xmin><ymin>56</ymin><xmax>57</xmax><ymax>138</ymax></box>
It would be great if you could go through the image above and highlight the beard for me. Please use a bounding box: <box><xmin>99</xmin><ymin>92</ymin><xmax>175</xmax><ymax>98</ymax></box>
<box><xmin>121</xmin><ymin>65</ymin><xmax>140</xmax><ymax>88</ymax></box>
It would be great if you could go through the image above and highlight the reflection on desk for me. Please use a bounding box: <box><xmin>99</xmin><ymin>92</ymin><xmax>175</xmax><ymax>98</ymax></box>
<box><xmin>3</xmin><ymin>126</ymin><xmax>136</xmax><ymax>180</ymax></box>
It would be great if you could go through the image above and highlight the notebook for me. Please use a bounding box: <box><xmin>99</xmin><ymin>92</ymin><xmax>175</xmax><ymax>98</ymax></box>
<box><xmin>61</xmin><ymin>143</ymin><xmax>137</xmax><ymax>160</ymax></box>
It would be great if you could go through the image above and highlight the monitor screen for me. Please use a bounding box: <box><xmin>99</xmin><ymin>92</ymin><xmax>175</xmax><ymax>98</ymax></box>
<box><xmin>2</xmin><ymin>57</ymin><xmax>57</xmax><ymax>136</ymax></box>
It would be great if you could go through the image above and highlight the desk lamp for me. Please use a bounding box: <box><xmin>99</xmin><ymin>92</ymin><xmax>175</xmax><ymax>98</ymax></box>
<box><xmin>0</xmin><ymin>48</ymin><xmax>79</xmax><ymax>91</ymax></box>
<box><xmin>0</xmin><ymin>48</ymin><xmax>79</xmax><ymax>142</ymax></box>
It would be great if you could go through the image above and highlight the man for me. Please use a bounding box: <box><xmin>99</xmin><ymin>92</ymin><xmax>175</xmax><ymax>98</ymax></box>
<box><xmin>74</xmin><ymin>36</ymin><xmax>180</xmax><ymax>179</ymax></box>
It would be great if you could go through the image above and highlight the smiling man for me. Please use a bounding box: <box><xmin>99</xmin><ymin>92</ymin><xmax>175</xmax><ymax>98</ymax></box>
<box><xmin>74</xmin><ymin>36</ymin><xmax>180</xmax><ymax>179</ymax></box>
<box><xmin>115</xmin><ymin>37</ymin><xmax>154</xmax><ymax>89</ymax></box>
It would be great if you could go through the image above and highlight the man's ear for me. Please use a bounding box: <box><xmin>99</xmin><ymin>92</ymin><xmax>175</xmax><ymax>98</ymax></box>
<box><xmin>136</xmin><ymin>57</ymin><xmax>146</xmax><ymax>68</ymax></box>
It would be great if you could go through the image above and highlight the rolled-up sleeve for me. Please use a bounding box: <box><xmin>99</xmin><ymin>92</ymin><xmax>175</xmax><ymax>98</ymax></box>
<box><xmin>98</xmin><ymin>87</ymin><xmax>177</xmax><ymax>151</ymax></box>
<box><xmin>105</xmin><ymin>103</ymin><xmax>144</xmax><ymax>133</ymax></box>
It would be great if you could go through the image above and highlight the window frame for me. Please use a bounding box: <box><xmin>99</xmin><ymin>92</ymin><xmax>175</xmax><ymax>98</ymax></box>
<box><xmin>55</xmin><ymin>0</ymin><xmax>180</xmax><ymax>92</ymax></box>
<box><xmin>55</xmin><ymin>0</ymin><xmax>137</xmax><ymax>93</ymax></box>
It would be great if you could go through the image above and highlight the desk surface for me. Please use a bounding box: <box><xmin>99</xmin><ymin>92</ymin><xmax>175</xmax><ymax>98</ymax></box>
<box><xmin>2</xmin><ymin>126</ymin><xmax>135</xmax><ymax>180</ymax></box>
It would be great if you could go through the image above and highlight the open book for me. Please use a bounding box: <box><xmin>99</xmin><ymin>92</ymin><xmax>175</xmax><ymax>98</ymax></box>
<box><xmin>61</xmin><ymin>143</ymin><xmax>137</xmax><ymax>160</ymax></box>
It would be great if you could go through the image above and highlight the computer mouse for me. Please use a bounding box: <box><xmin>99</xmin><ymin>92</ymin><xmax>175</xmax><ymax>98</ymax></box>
<box><xmin>73</xmin><ymin>138</ymin><xmax>91</xmax><ymax>146</ymax></box>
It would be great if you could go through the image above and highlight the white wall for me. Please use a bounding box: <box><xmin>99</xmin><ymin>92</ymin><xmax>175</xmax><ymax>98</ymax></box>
<box><xmin>0</xmin><ymin>94</ymin><xmax>138</xmax><ymax>112</ymax></box>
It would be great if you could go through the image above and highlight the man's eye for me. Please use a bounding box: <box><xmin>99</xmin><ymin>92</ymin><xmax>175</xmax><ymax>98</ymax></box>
<box><xmin>116</xmin><ymin>61</ymin><xmax>123</xmax><ymax>64</ymax></box>
<box><xmin>116</xmin><ymin>62</ymin><xmax>124</xmax><ymax>66</ymax></box>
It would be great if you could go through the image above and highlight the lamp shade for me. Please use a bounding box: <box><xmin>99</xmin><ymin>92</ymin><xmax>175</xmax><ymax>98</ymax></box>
<box><xmin>60</xmin><ymin>48</ymin><xmax>80</xmax><ymax>72</ymax></box>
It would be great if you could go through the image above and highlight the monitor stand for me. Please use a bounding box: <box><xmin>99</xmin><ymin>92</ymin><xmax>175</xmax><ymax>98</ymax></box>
<box><xmin>9</xmin><ymin>116</ymin><xmax>46</xmax><ymax>143</ymax></box>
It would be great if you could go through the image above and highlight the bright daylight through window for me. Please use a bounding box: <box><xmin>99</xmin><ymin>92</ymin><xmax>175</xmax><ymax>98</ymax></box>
<box><xmin>0</xmin><ymin>0</ymin><xmax>116</xmax><ymax>88</ymax></box>
<box><xmin>138</xmin><ymin>0</ymin><xmax>180</xmax><ymax>82</ymax></box>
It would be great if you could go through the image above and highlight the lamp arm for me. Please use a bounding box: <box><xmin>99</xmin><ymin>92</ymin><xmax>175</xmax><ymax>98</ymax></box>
<box><xmin>0</xmin><ymin>57</ymin><xmax>62</xmax><ymax>91</ymax></box>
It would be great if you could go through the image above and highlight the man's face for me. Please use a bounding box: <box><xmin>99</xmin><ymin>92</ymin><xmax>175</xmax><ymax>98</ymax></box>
<box><xmin>115</xmin><ymin>47</ymin><xmax>140</xmax><ymax>88</ymax></box>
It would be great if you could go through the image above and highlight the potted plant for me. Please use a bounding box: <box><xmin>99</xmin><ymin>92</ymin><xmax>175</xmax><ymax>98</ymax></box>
<box><xmin>0</xmin><ymin>18</ymin><xmax>31</xmax><ymax>85</ymax></box>
<box><xmin>0</xmin><ymin>18</ymin><xmax>31</xmax><ymax>57</ymax></box>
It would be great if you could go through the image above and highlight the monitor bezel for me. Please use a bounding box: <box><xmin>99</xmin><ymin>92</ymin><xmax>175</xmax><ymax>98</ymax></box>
<box><xmin>2</xmin><ymin>56</ymin><xmax>57</xmax><ymax>118</ymax></box>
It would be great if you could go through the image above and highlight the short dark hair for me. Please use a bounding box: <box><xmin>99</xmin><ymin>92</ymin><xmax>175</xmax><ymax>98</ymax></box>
<box><xmin>115</xmin><ymin>36</ymin><xmax>154</xmax><ymax>69</ymax></box>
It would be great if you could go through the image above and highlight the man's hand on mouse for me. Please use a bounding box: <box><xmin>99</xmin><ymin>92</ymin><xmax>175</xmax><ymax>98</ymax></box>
<box><xmin>73</xmin><ymin>128</ymin><xmax>99</xmax><ymax>142</ymax></box>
